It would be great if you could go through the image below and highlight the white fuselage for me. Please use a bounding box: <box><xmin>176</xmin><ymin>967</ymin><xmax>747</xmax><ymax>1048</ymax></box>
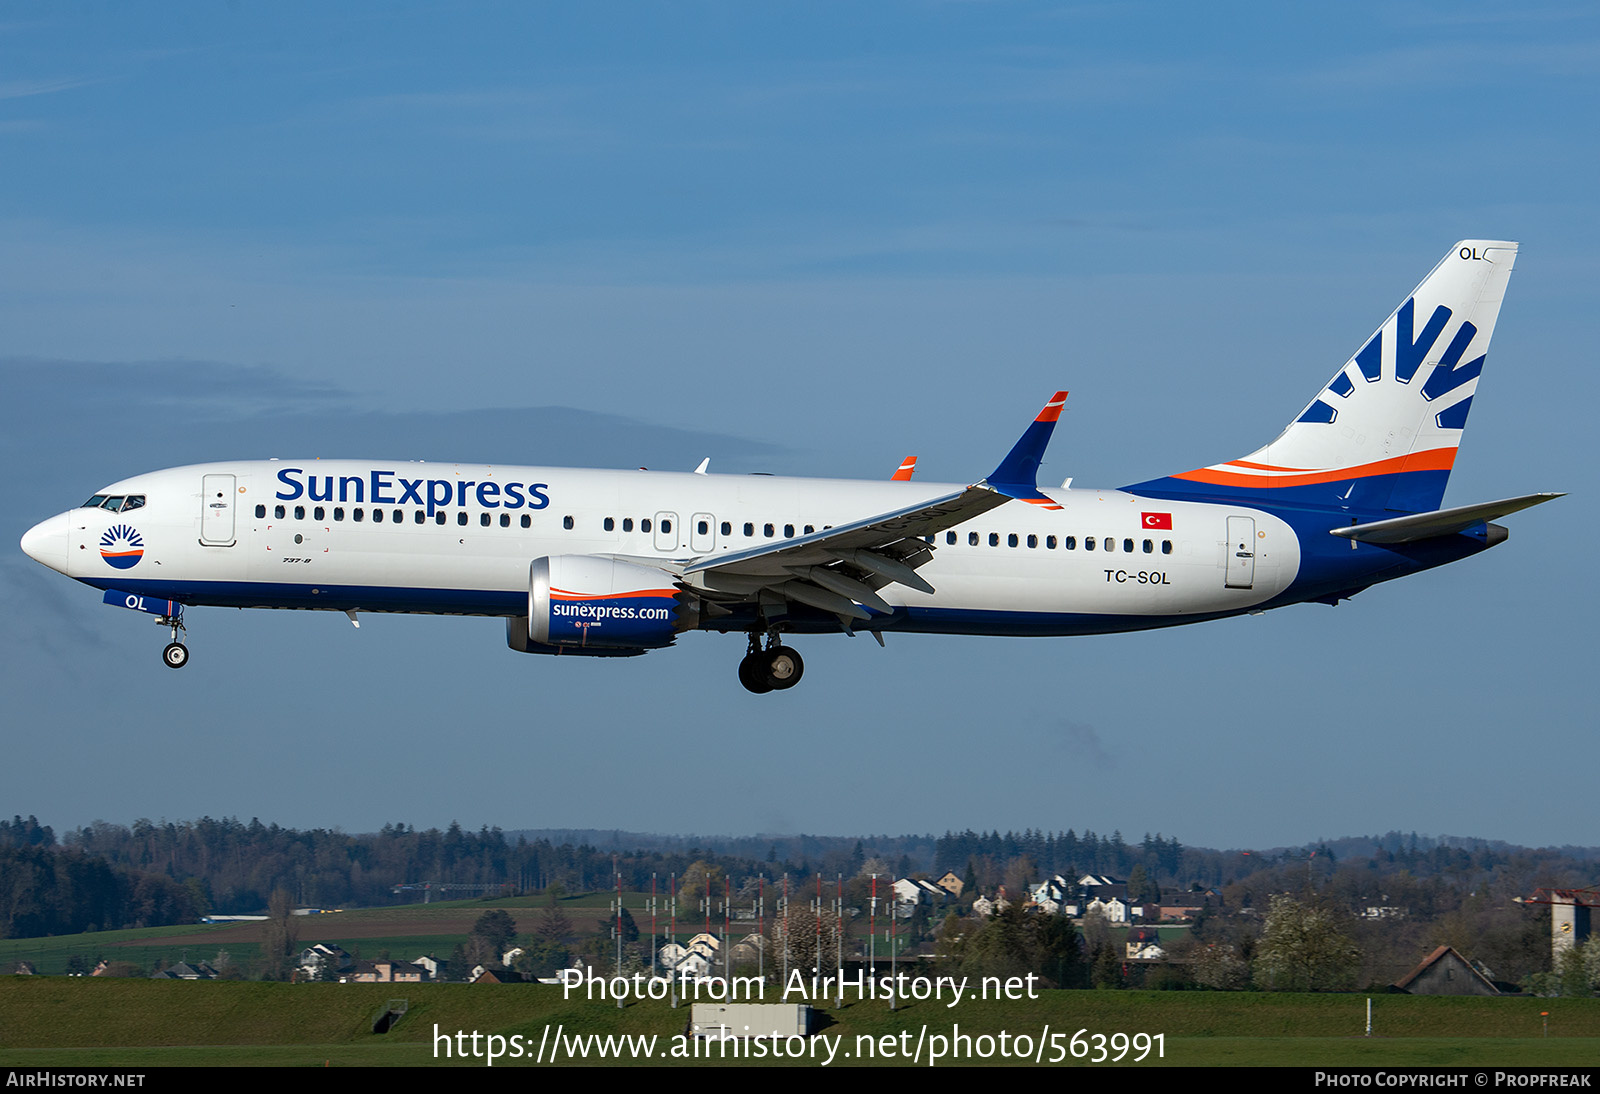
<box><xmin>32</xmin><ymin>459</ymin><xmax>1299</xmax><ymax>635</ymax></box>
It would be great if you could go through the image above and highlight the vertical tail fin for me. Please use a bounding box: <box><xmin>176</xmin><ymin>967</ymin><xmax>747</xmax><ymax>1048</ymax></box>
<box><xmin>1128</xmin><ymin>241</ymin><xmax>1518</xmax><ymax>513</ymax></box>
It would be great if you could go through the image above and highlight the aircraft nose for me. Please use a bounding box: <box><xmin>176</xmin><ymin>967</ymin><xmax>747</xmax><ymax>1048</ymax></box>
<box><xmin>21</xmin><ymin>512</ymin><xmax>71</xmax><ymax>575</ymax></box>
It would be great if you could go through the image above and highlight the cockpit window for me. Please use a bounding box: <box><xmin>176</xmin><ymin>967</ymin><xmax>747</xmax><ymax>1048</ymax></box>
<box><xmin>81</xmin><ymin>494</ymin><xmax>145</xmax><ymax>511</ymax></box>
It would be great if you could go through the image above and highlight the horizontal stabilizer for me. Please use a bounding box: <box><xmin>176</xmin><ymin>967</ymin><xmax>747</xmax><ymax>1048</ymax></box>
<box><xmin>1330</xmin><ymin>492</ymin><xmax>1563</xmax><ymax>544</ymax></box>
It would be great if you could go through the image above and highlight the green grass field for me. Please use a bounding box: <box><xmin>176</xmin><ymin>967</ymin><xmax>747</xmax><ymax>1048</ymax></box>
<box><xmin>3</xmin><ymin>903</ymin><xmax>1594</xmax><ymax>1068</ymax></box>
<box><xmin>2</xmin><ymin>977</ymin><xmax>1596</xmax><ymax>1068</ymax></box>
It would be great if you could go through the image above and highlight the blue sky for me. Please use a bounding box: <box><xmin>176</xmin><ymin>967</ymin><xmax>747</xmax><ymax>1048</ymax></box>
<box><xmin>3</xmin><ymin>2</ymin><xmax>1594</xmax><ymax>852</ymax></box>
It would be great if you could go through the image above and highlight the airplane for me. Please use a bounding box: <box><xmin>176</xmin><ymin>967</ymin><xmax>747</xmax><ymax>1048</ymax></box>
<box><xmin>21</xmin><ymin>240</ymin><xmax>1560</xmax><ymax>693</ymax></box>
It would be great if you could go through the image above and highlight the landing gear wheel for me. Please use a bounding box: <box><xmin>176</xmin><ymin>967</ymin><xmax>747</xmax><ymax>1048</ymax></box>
<box><xmin>738</xmin><ymin>653</ymin><xmax>773</xmax><ymax>694</ymax></box>
<box><xmin>162</xmin><ymin>642</ymin><xmax>190</xmax><ymax>669</ymax></box>
<box><xmin>764</xmin><ymin>646</ymin><xmax>804</xmax><ymax>690</ymax></box>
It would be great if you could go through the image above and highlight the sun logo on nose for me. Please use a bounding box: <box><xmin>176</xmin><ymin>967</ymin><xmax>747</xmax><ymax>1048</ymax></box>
<box><xmin>99</xmin><ymin>524</ymin><xmax>145</xmax><ymax>569</ymax></box>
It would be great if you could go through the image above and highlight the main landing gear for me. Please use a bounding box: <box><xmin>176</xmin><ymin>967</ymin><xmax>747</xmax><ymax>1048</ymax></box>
<box><xmin>159</xmin><ymin>612</ymin><xmax>189</xmax><ymax>669</ymax></box>
<box><xmin>738</xmin><ymin>632</ymin><xmax>804</xmax><ymax>694</ymax></box>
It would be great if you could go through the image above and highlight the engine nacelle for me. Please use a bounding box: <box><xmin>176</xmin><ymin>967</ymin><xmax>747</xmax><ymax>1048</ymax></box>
<box><xmin>522</xmin><ymin>555</ymin><xmax>690</xmax><ymax>653</ymax></box>
<box><xmin>506</xmin><ymin>618</ymin><xmax>650</xmax><ymax>657</ymax></box>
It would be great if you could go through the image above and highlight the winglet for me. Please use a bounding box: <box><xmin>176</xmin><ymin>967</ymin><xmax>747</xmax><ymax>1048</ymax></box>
<box><xmin>985</xmin><ymin>391</ymin><xmax>1067</xmax><ymax>509</ymax></box>
<box><xmin>891</xmin><ymin>456</ymin><xmax>917</xmax><ymax>481</ymax></box>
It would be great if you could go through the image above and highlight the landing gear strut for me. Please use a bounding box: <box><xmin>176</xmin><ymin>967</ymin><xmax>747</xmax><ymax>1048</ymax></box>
<box><xmin>738</xmin><ymin>631</ymin><xmax>804</xmax><ymax>694</ymax></box>
<box><xmin>159</xmin><ymin>612</ymin><xmax>189</xmax><ymax>669</ymax></box>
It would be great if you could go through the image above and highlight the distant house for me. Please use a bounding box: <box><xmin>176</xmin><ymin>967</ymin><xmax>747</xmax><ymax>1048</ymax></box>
<box><xmin>297</xmin><ymin>944</ymin><xmax>352</xmax><ymax>980</ymax></box>
<box><xmin>893</xmin><ymin>878</ymin><xmax>948</xmax><ymax>917</ymax></box>
<box><xmin>1393</xmin><ymin>946</ymin><xmax>1499</xmax><ymax>996</ymax></box>
<box><xmin>657</xmin><ymin>942</ymin><xmax>688</xmax><ymax>971</ymax></box>
<box><xmin>658</xmin><ymin>933</ymin><xmax>726</xmax><ymax>979</ymax></box>
<box><xmin>471</xmin><ymin>966</ymin><xmax>529</xmax><ymax>984</ymax></box>
<box><xmin>151</xmin><ymin>961</ymin><xmax>219</xmax><ymax>980</ymax></box>
<box><xmin>935</xmin><ymin>872</ymin><xmax>964</xmax><ymax>898</ymax></box>
<box><xmin>685</xmin><ymin>932</ymin><xmax>721</xmax><ymax>958</ymax></box>
<box><xmin>728</xmin><ymin>933</ymin><xmax>767</xmax><ymax>965</ymax></box>
<box><xmin>344</xmin><ymin>960</ymin><xmax>427</xmax><ymax>984</ymax></box>
<box><xmin>1126</xmin><ymin>928</ymin><xmax>1165</xmax><ymax>961</ymax></box>
<box><xmin>1030</xmin><ymin>876</ymin><xmax>1073</xmax><ymax>906</ymax></box>
<box><xmin>1087</xmin><ymin>896</ymin><xmax>1129</xmax><ymax>924</ymax></box>
<box><xmin>671</xmin><ymin>951</ymin><xmax>714</xmax><ymax>979</ymax></box>
<box><xmin>1078</xmin><ymin>874</ymin><xmax>1126</xmax><ymax>896</ymax></box>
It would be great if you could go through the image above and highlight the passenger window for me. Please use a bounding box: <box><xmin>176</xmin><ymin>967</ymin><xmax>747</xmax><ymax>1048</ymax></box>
<box><xmin>698</xmin><ymin>520</ymin><xmax>709</xmax><ymax>535</ymax></box>
<box><xmin>1008</xmin><ymin>533</ymin><xmax>1019</xmax><ymax>547</ymax></box>
<box><xmin>946</xmin><ymin>532</ymin><xmax>957</xmax><ymax>545</ymax></box>
<box><xmin>480</xmin><ymin>513</ymin><xmax>490</xmax><ymax>527</ymax></box>
<box><xmin>520</xmin><ymin>515</ymin><xmax>531</xmax><ymax>528</ymax></box>
<box><xmin>313</xmin><ymin>506</ymin><xmax>325</xmax><ymax>521</ymax></box>
<box><xmin>334</xmin><ymin>507</ymin><xmax>344</xmax><ymax>521</ymax></box>
<box><xmin>763</xmin><ymin>523</ymin><xmax>774</xmax><ymax>538</ymax></box>
<box><xmin>1064</xmin><ymin>536</ymin><xmax>1075</xmax><ymax>549</ymax></box>
<box><xmin>354</xmin><ymin>508</ymin><xmax>364</xmax><ymax>522</ymax></box>
<box><xmin>414</xmin><ymin>510</ymin><xmax>425</xmax><ymax>524</ymax></box>
<box><xmin>373</xmin><ymin>509</ymin><xmax>384</xmax><ymax>523</ymax></box>
<box><xmin>394</xmin><ymin>510</ymin><xmax>403</xmax><ymax>523</ymax></box>
<box><xmin>255</xmin><ymin>504</ymin><xmax>266</xmax><ymax>518</ymax></box>
<box><xmin>1027</xmin><ymin>534</ymin><xmax>1038</xmax><ymax>548</ymax></box>
<box><xmin>662</xmin><ymin>519</ymin><xmax>671</xmax><ymax>534</ymax></box>
<box><xmin>804</xmin><ymin>524</ymin><xmax>815</xmax><ymax>535</ymax></box>
<box><xmin>744</xmin><ymin>522</ymin><xmax>754</xmax><ymax>537</ymax></box>
<box><xmin>641</xmin><ymin>518</ymin><xmax>652</xmax><ymax>533</ymax></box>
<box><xmin>563</xmin><ymin>516</ymin><xmax>574</xmax><ymax>530</ymax></box>
<box><xmin>1104</xmin><ymin>537</ymin><xmax>1114</xmax><ymax>552</ymax></box>
<box><xmin>457</xmin><ymin>512</ymin><xmax>468</xmax><ymax>526</ymax></box>
<box><xmin>1085</xmin><ymin>537</ymin><xmax>1095</xmax><ymax>551</ymax></box>
<box><xmin>969</xmin><ymin>532</ymin><xmax>979</xmax><ymax>546</ymax></box>
<box><xmin>988</xmin><ymin>533</ymin><xmax>999</xmax><ymax>547</ymax></box>
<box><xmin>720</xmin><ymin>521</ymin><xmax>731</xmax><ymax>536</ymax></box>
<box><xmin>500</xmin><ymin>513</ymin><xmax>510</xmax><ymax>527</ymax></box>
<box><xmin>784</xmin><ymin>523</ymin><xmax>794</xmax><ymax>537</ymax></box>
<box><xmin>1162</xmin><ymin>540</ymin><xmax>1172</xmax><ymax>554</ymax></box>
<box><xmin>295</xmin><ymin>505</ymin><xmax>306</xmax><ymax>520</ymax></box>
<box><xmin>604</xmin><ymin>517</ymin><xmax>615</xmax><ymax>531</ymax></box>
<box><xmin>623</xmin><ymin>518</ymin><xmax>634</xmax><ymax>532</ymax></box>
<box><xmin>1123</xmin><ymin>538</ymin><xmax>1134</xmax><ymax>553</ymax></box>
<box><xmin>1143</xmin><ymin>539</ymin><xmax>1153</xmax><ymax>553</ymax></box>
<box><xmin>435</xmin><ymin>512</ymin><xmax>447</xmax><ymax>525</ymax></box>
<box><xmin>1047</xmin><ymin>535</ymin><xmax>1057</xmax><ymax>549</ymax></box>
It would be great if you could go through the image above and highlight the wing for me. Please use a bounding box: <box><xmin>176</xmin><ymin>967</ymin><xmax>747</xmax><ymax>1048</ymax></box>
<box><xmin>680</xmin><ymin>392</ymin><xmax>1068</xmax><ymax>623</ymax></box>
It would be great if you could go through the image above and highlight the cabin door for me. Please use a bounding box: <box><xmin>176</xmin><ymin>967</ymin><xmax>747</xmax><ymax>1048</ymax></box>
<box><xmin>1224</xmin><ymin>516</ymin><xmax>1255</xmax><ymax>589</ymax></box>
<box><xmin>200</xmin><ymin>474</ymin><xmax>237</xmax><ymax>545</ymax></box>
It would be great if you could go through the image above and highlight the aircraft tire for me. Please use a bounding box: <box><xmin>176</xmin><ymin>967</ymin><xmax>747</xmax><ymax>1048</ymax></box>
<box><xmin>765</xmin><ymin>646</ymin><xmax>804</xmax><ymax>690</ymax></box>
<box><xmin>738</xmin><ymin>654</ymin><xmax>773</xmax><ymax>694</ymax></box>
<box><xmin>163</xmin><ymin>642</ymin><xmax>190</xmax><ymax>669</ymax></box>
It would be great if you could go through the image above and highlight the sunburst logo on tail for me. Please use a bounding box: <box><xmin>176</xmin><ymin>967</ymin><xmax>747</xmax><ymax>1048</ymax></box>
<box><xmin>99</xmin><ymin>524</ymin><xmax>145</xmax><ymax>569</ymax></box>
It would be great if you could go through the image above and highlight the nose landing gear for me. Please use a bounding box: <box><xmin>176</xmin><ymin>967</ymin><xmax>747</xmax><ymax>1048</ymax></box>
<box><xmin>738</xmin><ymin>632</ymin><xmax>804</xmax><ymax>693</ymax></box>
<box><xmin>159</xmin><ymin>612</ymin><xmax>189</xmax><ymax>669</ymax></box>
